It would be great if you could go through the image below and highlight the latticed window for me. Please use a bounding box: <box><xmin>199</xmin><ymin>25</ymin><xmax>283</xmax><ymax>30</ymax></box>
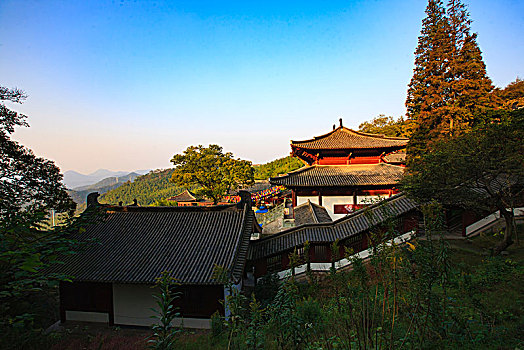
<box><xmin>267</xmin><ymin>255</ymin><xmax>281</xmax><ymax>273</ymax></box>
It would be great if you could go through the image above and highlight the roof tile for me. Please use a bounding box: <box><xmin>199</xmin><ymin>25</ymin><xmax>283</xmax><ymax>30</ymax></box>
<box><xmin>291</xmin><ymin>127</ymin><xmax>408</xmax><ymax>150</ymax></box>
<box><xmin>270</xmin><ymin>163</ymin><xmax>405</xmax><ymax>187</ymax></box>
<box><xmin>53</xmin><ymin>203</ymin><xmax>254</xmax><ymax>284</ymax></box>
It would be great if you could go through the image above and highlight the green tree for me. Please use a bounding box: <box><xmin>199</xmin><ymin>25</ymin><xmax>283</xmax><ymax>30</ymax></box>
<box><xmin>170</xmin><ymin>145</ymin><xmax>254</xmax><ymax>204</ymax></box>
<box><xmin>406</xmin><ymin>0</ymin><xmax>494</xmax><ymax>163</ymax></box>
<box><xmin>406</xmin><ymin>0</ymin><xmax>453</xmax><ymax>162</ymax></box>
<box><xmin>493</xmin><ymin>77</ymin><xmax>524</xmax><ymax>110</ymax></box>
<box><xmin>447</xmin><ymin>0</ymin><xmax>494</xmax><ymax>130</ymax></box>
<box><xmin>401</xmin><ymin>109</ymin><xmax>524</xmax><ymax>254</ymax></box>
<box><xmin>358</xmin><ymin>115</ymin><xmax>412</xmax><ymax>138</ymax></box>
<box><xmin>0</xmin><ymin>86</ymin><xmax>78</xmax><ymax>344</ymax></box>
<box><xmin>1</xmin><ymin>87</ymin><xmax>75</xmax><ymax>225</ymax></box>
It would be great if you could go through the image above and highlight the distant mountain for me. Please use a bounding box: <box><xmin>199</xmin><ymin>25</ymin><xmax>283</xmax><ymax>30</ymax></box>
<box><xmin>88</xmin><ymin>169</ymin><xmax>129</xmax><ymax>180</ymax></box>
<box><xmin>63</xmin><ymin>168</ymin><xmax>150</xmax><ymax>188</ymax></box>
<box><xmin>68</xmin><ymin>172</ymin><xmax>142</xmax><ymax>204</ymax></box>
<box><xmin>100</xmin><ymin>169</ymin><xmax>183</xmax><ymax>206</ymax></box>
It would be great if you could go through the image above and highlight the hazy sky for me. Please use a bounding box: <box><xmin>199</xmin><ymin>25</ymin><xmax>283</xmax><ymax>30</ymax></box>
<box><xmin>1</xmin><ymin>0</ymin><xmax>522</xmax><ymax>174</ymax></box>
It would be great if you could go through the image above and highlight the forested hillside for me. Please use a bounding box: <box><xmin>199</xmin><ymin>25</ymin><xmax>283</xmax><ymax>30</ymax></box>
<box><xmin>99</xmin><ymin>169</ymin><xmax>183</xmax><ymax>206</ymax></box>
<box><xmin>99</xmin><ymin>157</ymin><xmax>304</xmax><ymax>205</ymax></box>
<box><xmin>254</xmin><ymin>156</ymin><xmax>304</xmax><ymax>180</ymax></box>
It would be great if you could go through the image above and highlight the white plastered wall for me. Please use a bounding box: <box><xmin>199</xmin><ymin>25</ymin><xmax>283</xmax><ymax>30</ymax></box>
<box><xmin>356</xmin><ymin>195</ymin><xmax>388</xmax><ymax>205</ymax></box>
<box><xmin>321</xmin><ymin>196</ymin><xmax>354</xmax><ymax>220</ymax></box>
<box><xmin>113</xmin><ymin>284</ymin><xmax>211</xmax><ymax>329</ymax></box>
<box><xmin>296</xmin><ymin>196</ymin><xmax>319</xmax><ymax>206</ymax></box>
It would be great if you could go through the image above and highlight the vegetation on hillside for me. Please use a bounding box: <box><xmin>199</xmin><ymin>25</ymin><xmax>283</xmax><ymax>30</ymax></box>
<box><xmin>68</xmin><ymin>172</ymin><xmax>140</xmax><ymax>204</ymax></box>
<box><xmin>100</xmin><ymin>155</ymin><xmax>303</xmax><ymax>206</ymax></box>
<box><xmin>171</xmin><ymin>145</ymin><xmax>254</xmax><ymax>204</ymax></box>
<box><xmin>358</xmin><ymin>115</ymin><xmax>412</xmax><ymax>138</ymax></box>
<box><xmin>99</xmin><ymin>169</ymin><xmax>182</xmax><ymax>206</ymax></box>
<box><xmin>254</xmin><ymin>156</ymin><xmax>304</xmax><ymax>180</ymax></box>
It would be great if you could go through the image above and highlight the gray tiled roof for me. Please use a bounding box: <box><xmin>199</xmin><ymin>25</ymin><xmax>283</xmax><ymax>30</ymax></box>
<box><xmin>270</xmin><ymin>163</ymin><xmax>405</xmax><ymax>188</ymax></box>
<box><xmin>169</xmin><ymin>189</ymin><xmax>198</xmax><ymax>202</ymax></box>
<box><xmin>294</xmin><ymin>201</ymin><xmax>333</xmax><ymax>226</ymax></box>
<box><xmin>248</xmin><ymin>194</ymin><xmax>417</xmax><ymax>260</ymax></box>
<box><xmin>291</xmin><ymin>127</ymin><xmax>408</xmax><ymax>150</ymax></box>
<box><xmin>383</xmin><ymin>151</ymin><xmax>407</xmax><ymax>164</ymax></box>
<box><xmin>54</xmin><ymin>202</ymin><xmax>255</xmax><ymax>285</ymax></box>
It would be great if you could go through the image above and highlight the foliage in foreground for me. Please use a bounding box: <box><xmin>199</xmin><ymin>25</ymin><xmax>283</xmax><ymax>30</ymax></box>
<box><xmin>212</xmin><ymin>204</ymin><xmax>524</xmax><ymax>349</ymax></box>
<box><xmin>149</xmin><ymin>271</ymin><xmax>181</xmax><ymax>350</ymax></box>
<box><xmin>402</xmin><ymin>109</ymin><xmax>524</xmax><ymax>254</ymax></box>
<box><xmin>0</xmin><ymin>85</ymin><xmax>82</xmax><ymax>349</ymax></box>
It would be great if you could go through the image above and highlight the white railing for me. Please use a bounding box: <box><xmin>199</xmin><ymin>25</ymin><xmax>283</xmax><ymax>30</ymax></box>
<box><xmin>272</xmin><ymin>230</ymin><xmax>417</xmax><ymax>280</ymax></box>
<box><xmin>465</xmin><ymin>207</ymin><xmax>524</xmax><ymax>236</ymax></box>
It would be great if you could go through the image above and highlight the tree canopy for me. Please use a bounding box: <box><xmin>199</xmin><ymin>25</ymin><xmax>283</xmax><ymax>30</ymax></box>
<box><xmin>401</xmin><ymin>109</ymin><xmax>524</xmax><ymax>254</ymax></box>
<box><xmin>406</xmin><ymin>0</ymin><xmax>494</xmax><ymax>163</ymax></box>
<box><xmin>358</xmin><ymin>115</ymin><xmax>412</xmax><ymax>138</ymax></box>
<box><xmin>0</xmin><ymin>87</ymin><xmax>75</xmax><ymax>227</ymax></box>
<box><xmin>493</xmin><ymin>78</ymin><xmax>524</xmax><ymax>110</ymax></box>
<box><xmin>170</xmin><ymin>145</ymin><xmax>254</xmax><ymax>204</ymax></box>
<box><xmin>0</xmin><ymin>86</ymin><xmax>79</xmax><ymax>341</ymax></box>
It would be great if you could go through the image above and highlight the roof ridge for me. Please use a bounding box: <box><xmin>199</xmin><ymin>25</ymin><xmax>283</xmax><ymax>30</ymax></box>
<box><xmin>254</xmin><ymin>193</ymin><xmax>412</xmax><ymax>242</ymax></box>
<box><xmin>345</xmin><ymin>128</ymin><xmax>409</xmax><ymax>141</ymax></box>
<box><xmin>228</xmin><ymin>202</ymin><xmax>253</xmax><ymax>283</ymax></box>
<box><xmin>102</xmin><ymin>203</ymin><xmax>238</xmax><ymax>213</ymax></box>
<box><xmin>290</xmin><ymin>127</ymin><xmax>340</xmax><ymax>144</ymax></box>
<box><xmin>309</xmin><ymin>200</ymin><xmax>320</xmax><ymax>223</ymax></box>
<box><xmin>269</xmin><ymin>165</ymin><xmax>311</xmax><ymax>180</ymax></box>
<box><xmin>291</xmin><ymin>126</ymin><xmax>409</xmax><ymax>145</ymax></box>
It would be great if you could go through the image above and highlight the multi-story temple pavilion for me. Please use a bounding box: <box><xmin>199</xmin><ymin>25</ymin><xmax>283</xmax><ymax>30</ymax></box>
<box><xmin>270</xmin><ymin>119</ymin><xmax>409</xmax><ymax>219</ymax></box>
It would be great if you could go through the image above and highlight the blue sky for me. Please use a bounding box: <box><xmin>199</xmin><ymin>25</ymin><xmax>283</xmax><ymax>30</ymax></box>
<box><xmin>1</xmin><ymin>0</ymin><xmax>522</xmax><ymax>173</ymax></box>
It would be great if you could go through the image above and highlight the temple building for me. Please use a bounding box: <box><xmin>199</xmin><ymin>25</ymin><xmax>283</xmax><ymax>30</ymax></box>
<box><xmin>270</xmin><ymin>119</ymin><xmax>408</xmax><ymax>219</ymax></box>
<box><xmin>53</xmin><ymin>192</ymin><xmax>258</xmax><ymax>329</ymax></box>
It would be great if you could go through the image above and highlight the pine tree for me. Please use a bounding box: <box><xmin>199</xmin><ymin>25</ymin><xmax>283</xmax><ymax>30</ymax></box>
<box><xmin>406</xmin><ymin>0</ymin><xmax>452</xmax><ymax>162</ymax></box>
<box><xmin>447</xmin><ymin>0</ymin><xmax>494</xmax><ymax>131</ymax></box>
<box><xmin>406</xmin><ymin>0</ymin><xmax>494</xmax><ymax>163</ymax></box>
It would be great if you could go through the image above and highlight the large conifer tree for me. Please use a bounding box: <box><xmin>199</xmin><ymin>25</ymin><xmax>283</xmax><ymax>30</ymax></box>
<box><xmin>406</xmin><ymin>0</ymin><xmax>494</xmax><ymax>162</ymax></box>
<box><xmin>405</xmin><ymin>0</ymin><xmax>452</xmax><ymax>162</ymax></box>
<box><xmin>447</xmin><ymin>0</ymin><xmax>494</xmax><ymax>131</ymax></box>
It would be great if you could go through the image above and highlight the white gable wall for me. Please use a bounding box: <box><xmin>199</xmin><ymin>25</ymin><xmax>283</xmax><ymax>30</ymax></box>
<box><xmin>113</xmin><ymin>283</ymin><xmax>211</xmax><ymax>329</ymax></box>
